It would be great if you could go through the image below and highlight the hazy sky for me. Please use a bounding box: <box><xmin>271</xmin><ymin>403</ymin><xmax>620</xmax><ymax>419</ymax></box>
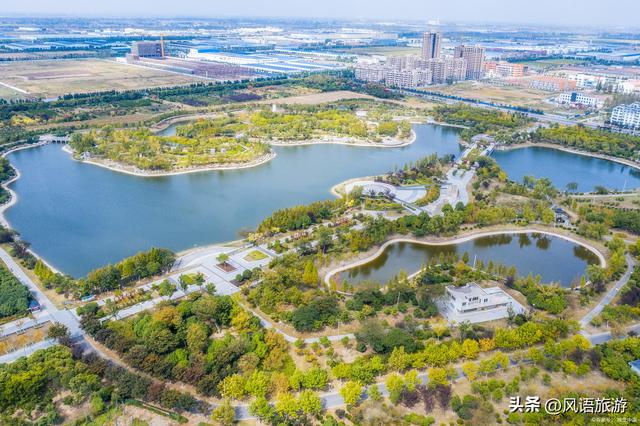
<box><xmin>4</xmin><ymin>0</ymin><xmax>640</xmax><ymax>28</ymax></box>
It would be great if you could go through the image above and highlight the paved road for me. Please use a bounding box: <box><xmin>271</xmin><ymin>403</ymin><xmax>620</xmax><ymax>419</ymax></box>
<box><xmin>571</xmin><ymin>192</ymin><xmax>640</xmax><ymax>199</ymax></box>
<box><xmin>0</xmin><ymin>338</ymin><xmax>57</xmax><ymax>363</ymax></box>
<box><xmin>0</xmin><ymin>310</ymin><xmax>52</xmax><ymax>337</ymax></box>
<box><xmin>581</xmin><ymin>253</ymin><xmax>636</xmax><ymax>328</ymax></box>
<box><xmin>0</xmin><ymin>247</ymin><xmax>84</xmax><ymax>362</ymax></box>
<box><xmin>0</xmin><ymin>248</ymin><xmax>81</xmax><ymax>336</ymax></box>
<box><xmin>588</xmin><ymin>322</ymin><xmax>640</xmax><ymax>345</ymax></box>
<box><xmin>236</xmin><ymin>299</ymin><xmax>355</xmax><ymax>344</ymax></box>
<box><xmin>398</xmin><ymin>89</ymin><xmax>599</xmax><ymax>129</ymax></box>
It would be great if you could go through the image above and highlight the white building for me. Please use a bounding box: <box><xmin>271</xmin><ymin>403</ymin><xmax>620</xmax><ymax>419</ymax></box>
<box><xmin>611</xmin><ymin>103</ymin><xmax>640</xmax><ymax>129</ymax></box>
<box><xmin>354</xmin><ymin>53</ymin><xmax>469</xmax><ymax>89</ymax></box>
<box><xmin>556</xmin><ymin>92</ymin><xmax>603</xmax><ymax>109</ymax></box>
<box><xmin>355</xmin><ymin>65</ymin><xmax>386</xmax><ymax>83</ymax></box>
<box><xmin>621</xmin><ymin>80</ymin><xmax>640</xmax><ymax>94</ymax></box>
<box><xmin>439</xmin><ymin>283</ymin><xmax>525</xmax><ymax>324</ymax></box>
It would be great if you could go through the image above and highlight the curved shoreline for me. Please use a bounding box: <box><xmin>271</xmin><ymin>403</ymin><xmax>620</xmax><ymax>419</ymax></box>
<box><xmin>330</xmin><ymin>175</ymin><xmax>377</xmax><ymax>198</ymax></box>
<box><xmin>0</xmin><ymin>141</ymin><xmax>53</xmax><ymax>228</ymax></box>
<box><xmin>61</xmin><ymin>145</ymin><xmax>277</xmax><ymax>177</ymax></box>
<box><xmin>323</xmin><ymin>228</ymin><xmax>607</xmax><ymax>286</ymax></box>
<box><xmin>268</xmin><ymin>128</ymin><xmax>417</xmax><ymax>149</ymax></box>
<box><xmin>0</xmin><ymin>124</ymin><xmax>607</xmax><ymax>278</ymax></box>
<box><xmin>150</xmin><ymin>112</ymin><xmax>219</xmax><ymax>134</ymax></box>
<box><xmin>0</xmin><ymin>142</ymin><xmax>64</xmax><ymax>274</ymax></box>
<box><xmin>496</xmin><ymin>142</ymin><xmax>640</xmax><ymax>173</ymax></box>
<box><xmin>61</xmin><ymin>128</ymin><xmax>416</xmax><ymax>178</ymax></box>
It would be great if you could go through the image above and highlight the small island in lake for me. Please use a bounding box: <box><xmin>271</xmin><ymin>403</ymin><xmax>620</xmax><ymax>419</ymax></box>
<box><xmin>68</xmin><ymin>104</ymin><xmax>414</xmax><ymax>175</ymax></box>
<box><xmin>68</xmin><ymin>116</ymin><xmax>273</xmax><ymax>175</ymax></box>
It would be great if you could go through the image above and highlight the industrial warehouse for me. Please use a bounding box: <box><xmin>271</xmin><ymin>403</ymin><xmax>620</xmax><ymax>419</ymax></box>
<box><xmin>125</xmin><ymin>39</ymin><xmax>347</xmax><ymax>80</ymax></box>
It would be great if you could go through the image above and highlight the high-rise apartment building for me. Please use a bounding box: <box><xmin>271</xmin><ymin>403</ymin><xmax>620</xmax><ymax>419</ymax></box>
<box><xmin>611</xmin><ymin>102</ymin><xmax>640</xmax><ymax>129</ymax></box>
<box><xmin>429</xmin><ymin>57</ymin><xmax>467</xmax><ymax>84</ymax></box>
<box><xmin>422</xmin><ymin>32</ymin><xmax>441</xmax><ymax>59</ymax></box>
<box><xmin>454</xmin><ymin>45</ymin><xmax>485</xmax><ymax>79</ymax></box>
<box><xmin>354</xmin><ymin>65</ymin><xmax>386</xmax><ymax>83</ymax></box>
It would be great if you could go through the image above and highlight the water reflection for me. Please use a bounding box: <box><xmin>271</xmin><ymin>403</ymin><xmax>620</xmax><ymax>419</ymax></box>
<box><xmin>492</xmin><ymin>146</ymin><xmax>640</xmax><ymax>192</ymax></box>
<box><xmin>344</xmin><ymin>233</ymin><xmax>599</xmax><ymax>288</ymax></box>
<box><xmin>6</xmin><ymin>124</ymin><xmax>463</xmax><ymax>276</ymax></box>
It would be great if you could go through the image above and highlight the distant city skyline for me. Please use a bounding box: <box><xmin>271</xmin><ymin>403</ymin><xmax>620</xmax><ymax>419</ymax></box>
<box><xmin>3</xmin><ymin>0</ymin><xmax>640</xmax><ymax>29</ymax></box>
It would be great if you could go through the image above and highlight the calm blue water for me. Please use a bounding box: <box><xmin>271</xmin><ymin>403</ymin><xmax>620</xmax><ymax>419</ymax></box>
<box><xmin>6</xmin><ymin>124</ymin><xmax>463</xmax><ymax>276</ymax></box>
<box><xmin>343</xmin><ymin>233</ymin><xmax>600</xmax><ymax>288</ymax></box>
<box><xmin>492</xmin><ymin>146</ymin><xmax>640</xmax><ymax>192</ymax></box>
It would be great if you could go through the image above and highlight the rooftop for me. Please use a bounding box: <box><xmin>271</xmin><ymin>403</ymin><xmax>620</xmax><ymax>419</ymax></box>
<box><xmin>447</xmin><ymin>282</ymin><xmax>487</xmax><ymax>296</ymax></box>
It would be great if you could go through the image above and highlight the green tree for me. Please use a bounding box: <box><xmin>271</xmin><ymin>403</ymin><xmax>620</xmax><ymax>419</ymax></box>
<box><xmin>245</xmin><ymin>370</ymin><xmax>270</xmax><ymax>398</ymax></box>
<box><xmin>462</xmin><ymin>339</ymin><xmax>480</xmax><ymax>359</ymax></box>
<box><xmin>218</xmin><ymin>374</ymin><xmax>246</xmax><ymax>400</ymax></box>
<box><xmin>302</xmin><ymin>260</ymin><xmax>319</xmax><ymax>287</ymax></box>
<box><xmin>275</xmin><ymin>392</ymin><xmax>300</xmax><ymax>419</ymax></box>
<box><xmin>211</xmin><ymin>399</ymin><xmax>235</xmax><ymax>426</ymax></box>
<box><xmin>462</xmin><ymin>361</ymin><xmax>479</xmax><ymax>381</ymax></box>
<box><xmin>340</xmin><ymin>381</ymin><xmax>363</xmax><ymax>406</ymax></box>
<box><xmin>303</xmin><ymin>368</ymin><xmax>329</xmax><ymax>390</ymax></box>
<box><xmin>587</xmin><ymin>265</ymin><xmax>608</xmax><ymax>292</ymax></box>
<box><xmin>250</xmin><ymin>396</ymin><xmax>274</xmax><ymax>421</ymax></box>
<box><xmin>368</xmin><ymin>384</ymin><xmax>383</xmax><ymax>402</ymax></box>
<box><xmin>428</xmin><ymin>367</ymin><xmax>448</xmax><ymax>387</ymax></box>
<box><xmin>388</xmin><ymin>346</ymin><xmax>412</xmax><ymax>371</ymax></box>
<box><xmin>385</xmin><ymin>373</ymin><xmax>404</xmax><ymax>404</ymax></box>
<box><xmin>298</xmin><ymin>390</ymin><xmax>322</xmax><ymax>416</ymax></box>
<box><xmin>186</xmin><ymin>322</ymin><xmax>209</xmax><ymax>353</ymax></box>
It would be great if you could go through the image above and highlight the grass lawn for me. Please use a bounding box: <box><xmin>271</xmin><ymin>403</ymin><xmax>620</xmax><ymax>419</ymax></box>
<box><xmin>573</xmin><ymin>193</ymin><xmax>640</xmax><ymax>210</ymax></box>
<box><xmin>0</xmin><ymin>59</ymin><xmax>201</xmax><ymax>99</ymax></box>
<box><xmin>0</xmin><ymin>83</ymin><xmax>27</xmax><ymax>101</ymax></box>
<box><xmin>244</xmin><ymin>249</ymin><xmax>268</xmax><ymax>261</ymax></box>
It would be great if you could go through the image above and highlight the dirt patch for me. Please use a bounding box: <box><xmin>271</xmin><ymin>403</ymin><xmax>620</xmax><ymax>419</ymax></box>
<box><xmin>0</xmin><ymin>323</ymin><xmax>50</xmax><ymax>355</ymax></box>
<box><xmin>216</xmin><ymin>262</ymin><xmax>237</xmax><ymax>273</ymax></box>
<box><xmin>22</xmin><ymin>72</ymin><xmax>92</xmax><ymax>80</ymax></box>
<box><xmin>0</xmin><ymin>59</ymin><xmax>200</xmax><ymax>98</ymax></box>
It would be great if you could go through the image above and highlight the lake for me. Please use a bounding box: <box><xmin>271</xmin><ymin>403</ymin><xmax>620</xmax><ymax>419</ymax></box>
<box><xmin>8</xmin><ymin>127</ymin><xmax>631</xmax><ymax>278</ymax></box>
<box><xmin>340</xmin><ymin>232</ymin><xmax>600</xmax><ymax>288</ymax></box>
<box><xmin>5</xmin><ymin>124</ymin><xmax>463</xmax><ymax>276</ymax></box>
<box><xmin>491</xmin><ymin>146</ymin><xmax>640</xmax><ymax>192</ymax></box>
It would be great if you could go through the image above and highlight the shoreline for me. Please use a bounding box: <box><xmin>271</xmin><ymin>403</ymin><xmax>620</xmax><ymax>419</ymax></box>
<box><xmin>330</xmin><ymin>175</ymin><xmax>378</xmax><ymax>198</ymax></box>
<box><xmin>0</xmin><ymin>126</ymin><xmax>418</xmax><ymax>274</ymax></box>
<box><xmin>61</xmin><ymin>128</ymin><xmax>416</xmax><ymax>178</ymax></box>
<box><xmin>0</xmin><ymin>142</ymin><xmax>64</xmax><ymax>274</ymax></box>
<box><xmin>150</xmin><ymin>112</ymin><xmax>219</xmax><ymax>134</ymax></box>
<box><xmin>0</xmin><ymin>121</ymin><xmax>609</xmax><ymax>278</ymax></box>
<box><xmin>268</xmin><ymin>128</ymin><xmax>417</xmax><ymax>149</ymax></box>
<box><xmin>323</xmin><ymin>227</ymin><xmax>607</xmax><ymax>286</ymax></box>
<box><xmin>495</xmin><ymin>141</ymin><xmax>640</xmax><ymax>172</ymax></box>
<box><xmin>0</xmin><ymin>140</ymin><xmax>53</xmax><ymax>228</ymax></box>
<box><xmin>61</xmin><ymin>145</ymin><xmax>277</xmax><ymax>177</ymax></box>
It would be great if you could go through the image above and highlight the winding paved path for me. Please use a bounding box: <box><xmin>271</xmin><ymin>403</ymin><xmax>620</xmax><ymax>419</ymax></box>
<box><xmin>581</xmin><ymin>253</ymin><xmax>636</xmax><ymax>328</ymax></box>
<box><xmin>0</xmin><ymin>247</ymin><xmax>84</xmax><ymax>362</ymax></box>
